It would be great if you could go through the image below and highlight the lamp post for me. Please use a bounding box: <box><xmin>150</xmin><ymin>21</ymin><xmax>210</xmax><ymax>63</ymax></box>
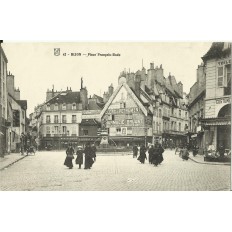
<box><xmin>144</xmin><ymin>127</ymin><xmax>148</xmax><ymax>147</ymax></box>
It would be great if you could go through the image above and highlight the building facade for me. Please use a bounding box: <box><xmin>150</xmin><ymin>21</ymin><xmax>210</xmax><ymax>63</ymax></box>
<box><xmin>200</xmin><ymin>42</ymin><xmax>231</xmax><ymax>151</ymax></box>
<box><xmin>188</xmin><ymin>63</ymin><xmax>206</xmax><ymax>153</ymax></box>
<box><xmin>6</xmin><ymin>73</ymin><xmax>27</xmax><ymax>152</ymax></box>
<box><xmin>36</xmin><ymin>83</ymin><xmax>103</xmax><ymax>149</ymax></box>
<box><xmin>0</xmin><ymin>43</ymin><xmax>8</xmax><ymax>156</ymax></box>
<box><xmin>100</xmin><ymin>62</ymin><xmax>189</xmax><ymax>147</ymax></box>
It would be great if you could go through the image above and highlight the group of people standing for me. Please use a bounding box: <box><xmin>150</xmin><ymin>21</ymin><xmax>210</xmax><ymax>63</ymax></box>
<box><xmin>64</xmin><ymin>142</ymin><xmax>97</xmax><ymax>170</ymax></box>
<box><xmin>133</xmin><ymin>140</ymin><xmax>165</xmax><ymax>167</ymax></box>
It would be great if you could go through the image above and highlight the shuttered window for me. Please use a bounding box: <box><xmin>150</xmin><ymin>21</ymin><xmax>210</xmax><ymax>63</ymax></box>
<box><xmin>218</xmin><ymin>66</ymin><xmax>224</xmax><ymax>87</ymax></box>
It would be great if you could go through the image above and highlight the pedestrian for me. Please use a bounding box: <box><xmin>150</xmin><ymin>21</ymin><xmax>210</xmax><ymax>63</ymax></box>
<box><xmin>158</xmin><ymin>143</ymin><xmax>165</xmax><ymax>164</ymax></box>
<box><xmin>64</xmin><ymin>143</ymin><xmax>75</xmax><ymax>169</ymax></box>
<box><xmin>91</xmin><ymin>143</ymin><xmax>97</xmax><ymax>162</ymax></box>
<box><xmin>137</xmin><ymin>144</ymin><xmax>147</xmax><ymax>164</ymax></box>
<box><xmin>218</xmin><ymin>143</ymin><xmax>225</xmax><ymax>157</ymax></box>
<box><xmin>75</xmin><ymin>146</ymin><xmax>84</xmax><ymax>169</ymax></box>
<box><xmin>84</xmin><ymin>142</ymin><xmax>94</xmax><ymax>169</ymax></box>
<box><xmin>133</xmin><ymin>145</ymin><xmax>138</xmax><ymax>158</ymax></box>
<box><xmin>151</xmin><ymin>140</ymin><xmax>162</xmax><ymax>166</ymax></box>
<box><xmin>148</xmin><ymin>145</ymin><xmax>154</xmax><ymax>164</ymax></box>
<box><xmin>20</xmin><ymin>133</ymin><xmax>25</xmax><ymax>155</ymax></box>
<box><xmin>181</xmin><ymin>147</ymin><xmax>189</xmax><ymax>161</ymax></box>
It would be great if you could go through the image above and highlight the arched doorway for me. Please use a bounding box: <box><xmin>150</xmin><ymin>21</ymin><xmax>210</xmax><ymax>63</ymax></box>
<box><xmin>217</xmin><ymin>104</ymin><xmax>231</xmax><ymax>150</ymax></box>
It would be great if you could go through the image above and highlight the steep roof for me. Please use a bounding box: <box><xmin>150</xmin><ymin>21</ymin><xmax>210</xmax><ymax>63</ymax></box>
<box><xmin>17</xmin><ymin>100</ymin><xmax>27</xmax><ymax>110</ymax></box>
<box><xmin>202</xmin><ymin>42</ymin><xmax>231</xmax><ymax>61</ymax></box>
<box><xmin>46</xmin><ymin>91</ymin><xmax>81</xmax><ymax>104</ymax></box>
<box><xmin>80</xmin><ymin>119</ymin><xmax>100</xmax><ymax>126</ymax></box>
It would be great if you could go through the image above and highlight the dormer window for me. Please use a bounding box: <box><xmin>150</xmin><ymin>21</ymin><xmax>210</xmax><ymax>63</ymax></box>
<box><xmin>72</xmin><ymin>103</ymin><xmax>76</xmax><ymax>110</ymax></box>
<box><xmin>54</xmin><ymin>103</ymin><xmax>58</xmax><ymax>111</ymax></box>
<box><xmin>62</xmin><ymin>103</ymin><xmax>66</xmax><ymax>110</ymax></box>
<box><xmin>46</xmin><ymin>104</ymin><xmax>50</xmax><ymax>111</ymax></box>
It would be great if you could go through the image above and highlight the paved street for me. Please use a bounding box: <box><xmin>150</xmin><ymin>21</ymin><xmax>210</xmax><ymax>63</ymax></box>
<box><xmin>0</xmin><ymin>150</ymin><xmax>230</xmax><ymax>191</ymax></box>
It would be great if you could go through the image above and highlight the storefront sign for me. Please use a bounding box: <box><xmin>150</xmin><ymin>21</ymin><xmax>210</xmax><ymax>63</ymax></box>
<box><xmin>217</xmin><ymin>58</ymin><xmax>231</xmax><ymax>66</ymax></box>
<box><xmin>216</xmin><ymin>97</ymin><xmax>231</xmax><ymax>104</ymax></box>
<box><xmin>106</xmin><ymin>107</ymin><xmax>140</xmax><ymax>114</ymax></box>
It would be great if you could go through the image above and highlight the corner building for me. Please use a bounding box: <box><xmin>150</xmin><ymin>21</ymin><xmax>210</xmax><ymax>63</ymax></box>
<box><xmin>201</xmin><ymin>42</ymin><xmax>231</xmax><ymax>151</ymax></box>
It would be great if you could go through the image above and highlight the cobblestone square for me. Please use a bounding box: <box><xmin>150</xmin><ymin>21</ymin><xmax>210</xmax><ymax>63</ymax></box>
<box><xmin>0</xmin><ymin>150</ymin><xmax>230</xmax><ymax>191</ymax></box>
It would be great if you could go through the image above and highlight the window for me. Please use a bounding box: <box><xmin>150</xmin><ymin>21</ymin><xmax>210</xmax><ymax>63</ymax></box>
<box><xmin>112</xmin><ymin>115</ymin><xmax>115</xmax><ymax>121</ymax></box>
<box><xmin>116</xmin><ymin>128</ymin><xmax>121</xmax><ymax>134</ymax></box>
<box><xmin>72</xmin><ymin>115</ymin><xmax>76</xmax><ymax>123</ymax></box>
<box><xmin>83</xmin><ymin>130</ymin><xmax>88</xmax><ymax>135</ymax></box>
<box><xmin>54</xmin><ymin>103</ymin><xmax>58</xmax><ymax>110</ymax></box>
<box><xmin>46</xmin><ymin>104</ymin><xmax>50</xmax><ymax>111</ymax></box>
<box><xmin>179</xmin><ymin>110</ymin><xmax>181</xmax><ymax>118</ymax></box>
<box><xmin>179</xmin><ymin>122</ymin><xmax>181</xmax><ymax>131</ymax></box>
<box><xmin>185</xmin><ymin>112</ymin><xmax>188</xmax><ymax>119</ymax></box>
<box><xmin>46</xmin><ymin>115</ymin><xmax>50</xmax><ymax>123</ymax></box>
<box><xmin>120</xmin><ymin>102</ymin><xmax>126</xmax><ymax>108</ymax></box>
<box><xmin>62</xmin><ymin>126</ymin><xmax>67</xmax><ymax>134</ymax></box>
<box><xmin>126</xmin><ymin>119</ymin><xmax>133</xmax><ymax>125</ymax></box>
<box><xmin>127</xmin><ymin>127</ymin><xmax>132</xmax><ymax>135</ymax></box>
<box><xmin>72</xmin><ymin>103</ymin><xmax>76</xmax><ymax>110</ymax></box>
<box><xmin>54</xmin><ymin>115</ymin><xmax>59</xmax><ymax>123</ymax></box>
<box><xmin>224</xmin><ymin>64</ymin><xmax>231</xmax><ymax>95</ymax></box>
<box><xmin>62</xmin><ymin>103</ymin><xmax>66</xmax><ymax>110</ymax></box>
<box><xmin>46</xmin><ymin>126</ymin><xmax>50</xmax><ymax>134</ymax></box>
<box><xmin>54</xmin><ymin>126</ymin><xmax>59</xmax><ymax>135</ymax></box>
<box><xmin>200</xmin><ymin>109</ymin><xmax>204</xmax><ymax>118</ymax></box>
<box><xmin>218</xmin><ymin>66</ymin><xmax>224</xmax><ymax>87</ymax></box>
<box><xmin>72</xmin><ymin>126</ymin><xmax>77</xmax><ymax>135</ymax></box>
<box><xmin>159</xmin><ymin>109</ymin><xmax>162</xmax><ymax>118</ymax></box>
<box><xmin>62</xmin><ymin>115</ymin><xmax>66</xmax><ymax>123</ymax></box>
<box><xmin>156</xmin><ymin>122</ymin><xmax>159</xmax><ymax>132</ymax></box>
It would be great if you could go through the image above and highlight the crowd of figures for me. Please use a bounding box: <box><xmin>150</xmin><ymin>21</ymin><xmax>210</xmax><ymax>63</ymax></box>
<box><xmin>20</xmin><ymin>132</ymin><xmax>37</xmax><ymax>155</ymax></box>
<box><xmin>133</xmin><ymin>140</ymin><xmax>165</xmax><ymax>167</ymax></box>
<box><xmin>64</xmin><ymin>142</ymin><xmax>97</xmax><ymax>169</ymax></box>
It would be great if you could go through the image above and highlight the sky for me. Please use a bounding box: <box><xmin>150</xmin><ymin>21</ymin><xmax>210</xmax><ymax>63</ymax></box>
<box><xmin>2</xmin><ymin>42</ymin><xmax>212</xmax><ymax>114</ymax></box>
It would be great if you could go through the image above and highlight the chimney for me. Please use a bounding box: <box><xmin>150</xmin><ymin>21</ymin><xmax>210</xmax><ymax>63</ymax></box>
<box><xmin>6</xmin><ymin>73</ymin><xmax>15</xmax><ymax>97</ymax></box>
<box><xmin>14</xmin><ymin>88</ymin><xmax>20</xmax><ymax>100</ymax></box>
<box><xmin>46</xmin><ymin>89</ymin><xmax>53</xmax><ymax>101</ymax></box>
<box><xmin>150</xmin><ymin>62</ymin><xmax>154</xmax><ymax>70</ymax></box>
<box><xmin>80</xmin><ymin>87</ymin><xmax>88</xmax><ymax>110</ymax></box>
<box><xmin>177</xmin><ymin>82</ymin><xmax>183</xmax><ymax>97</ymax></box>
<box><xmin>134</xmin><ymin>74</ymin><xmax>141</xmax><ymax>98</ymax></box>
<box><xmin>197</xmin><ymin>64</ymin><xmax>206</xmax><ymax>88</ymax></box>
<box><xmin>108</xmin><ymin>84</ymin><xmax>114</xmax><ymax>96</ymax></box>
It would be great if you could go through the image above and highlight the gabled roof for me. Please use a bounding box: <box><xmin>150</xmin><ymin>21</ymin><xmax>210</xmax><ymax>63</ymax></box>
<box><xmin>92</xmin><ymin>94</ymin><xmax>104</xmax><ymax>103</ymax></box>
<box><xmin>46</xmin><ymin>91</ymin><xmax>81</xmax><ymax>104</ymax></box>
<box><xmin>100</xmin><ymin>82</ymin><xmax>149</xmax><ymax>118</ymax></box>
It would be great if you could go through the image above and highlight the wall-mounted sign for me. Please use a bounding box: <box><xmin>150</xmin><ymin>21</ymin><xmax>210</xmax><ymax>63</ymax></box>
<box><xmin>217</xmin><ymin>58</ymin><xmax>231</xmax><ymax>66</ymax></box>
<box><xmin>216</xmin><ymin>97</ymin><xmax>231</xmax><ymax>104</ymax></box>
<box><xmin>106</xmin><ymin>107</ymin><xmax>140</xmax><ymax>114</ymax></box>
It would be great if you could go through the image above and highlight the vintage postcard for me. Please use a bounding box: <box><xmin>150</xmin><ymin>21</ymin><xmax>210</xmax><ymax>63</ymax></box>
<box><xmin>0</xmin><ymin>42</ymin><xmax>231</xmax><ymax>191</ymax></box>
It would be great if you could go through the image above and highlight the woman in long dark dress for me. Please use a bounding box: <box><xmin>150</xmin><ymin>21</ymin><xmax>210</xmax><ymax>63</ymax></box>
<box><xmin>137</xmin><ymin>145</ymin><xmax>147</xmax><ymax>164</ymax></box>
<box><xmin>64</xmin><ymin>143</ymin><xmax>75</xmax><ymax>169</ymax></box>
<box><xmin>75</xmin><ymin>146</ymin><xmax>84</xmax><ymax>169</ymax></box>
<box><xmin>84</xmin><ymin>143</ymin><xmax>94</xmax><ymax>169</ymax></box>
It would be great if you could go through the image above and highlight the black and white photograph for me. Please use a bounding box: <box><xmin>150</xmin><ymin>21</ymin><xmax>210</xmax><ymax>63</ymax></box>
<box><xmin>0</xmin><ymin>41</ymin><xmax>231</xmax><ymax>191</ymax></box>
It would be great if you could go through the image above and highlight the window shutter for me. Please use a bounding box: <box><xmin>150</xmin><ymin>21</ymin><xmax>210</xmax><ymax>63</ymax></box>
<box><xmin>218</xmin><ymin>66</ymin><xmax>224</xmax><ymax>87</ymax></box>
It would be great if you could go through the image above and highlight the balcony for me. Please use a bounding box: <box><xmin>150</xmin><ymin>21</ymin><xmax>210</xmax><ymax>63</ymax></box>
<box><xmin>163</xmin><ymin>129</ymin><xmax>186</xmax><ymax>136</ymax></box>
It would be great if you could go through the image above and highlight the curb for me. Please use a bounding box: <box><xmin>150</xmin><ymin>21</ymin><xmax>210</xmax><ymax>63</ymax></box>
<box><xmin>0</xmin><ymin>154</ymin><xmax>28</xmax><ymax>171</ymax></box>
<box><xmin>189</xmin><ymin>157</ymin><xmax>230</xmax><ymax>166</ymax></box>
